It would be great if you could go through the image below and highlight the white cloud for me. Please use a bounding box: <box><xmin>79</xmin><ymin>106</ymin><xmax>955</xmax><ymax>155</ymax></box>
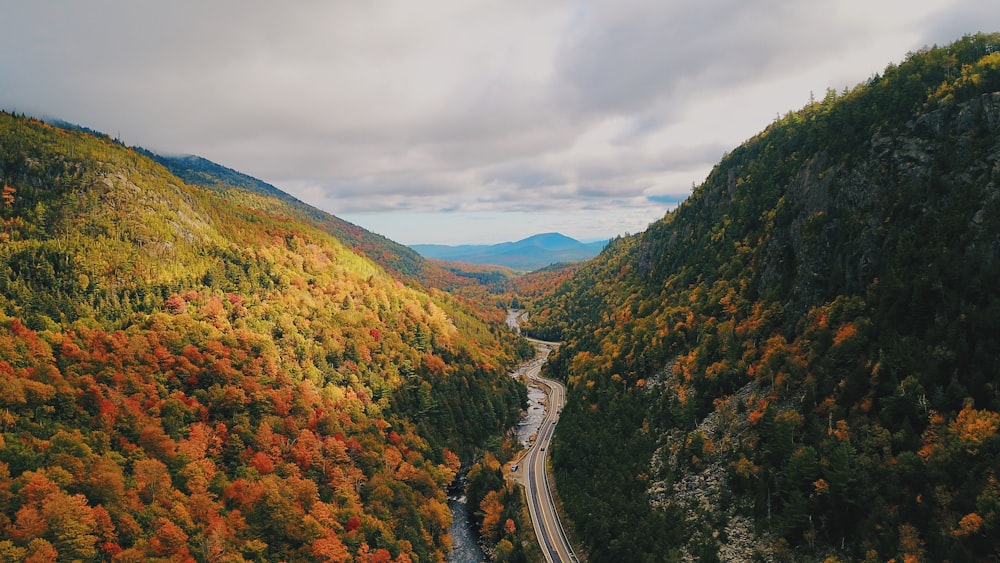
<box><xmin>1</xmin><ymin>1</ymin><xmax>997</xmax><ymax>243</ymax></box>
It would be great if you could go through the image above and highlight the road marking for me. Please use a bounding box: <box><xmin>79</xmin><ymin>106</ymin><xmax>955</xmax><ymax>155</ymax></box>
<box><xmin>518</xmin><ymin>338</ymin><xmax>579</xmax><ymax>563</ymax></box>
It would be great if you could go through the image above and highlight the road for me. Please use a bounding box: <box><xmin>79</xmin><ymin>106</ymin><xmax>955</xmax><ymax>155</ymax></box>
<box><xmin>513</xmin><ymin>339</ymin><xmax>579</xmax><ymax>563</ymax></box>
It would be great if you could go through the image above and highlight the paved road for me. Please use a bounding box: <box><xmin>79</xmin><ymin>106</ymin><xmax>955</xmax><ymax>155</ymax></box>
<box><xmin>514</xmin><ymin>339</ymin><xmax>579</xmax><ymax>563</ymax></box>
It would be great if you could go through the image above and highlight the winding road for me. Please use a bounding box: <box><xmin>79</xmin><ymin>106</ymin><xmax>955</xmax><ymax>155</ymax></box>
<box><xmin>513</xmin><ymin>339</ymin><xmax>579</xmax><ymax>563</ymax></box>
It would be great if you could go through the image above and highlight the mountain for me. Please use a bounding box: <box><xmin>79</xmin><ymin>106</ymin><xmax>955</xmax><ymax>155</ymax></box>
<box><xmin>44</xmin><ymin>123</ymin><xmax>430</xmax><ymax>282</ymax></box>
<box><xmin>142</xmin><ymin>151</ymin><xmax>535</xmax><ymax>329</ymax></box>
<box><xmin>526</xmin><ymin>34</ymin><xmax>1000</xmax><ymax>561</ymax></box>
<box><xmin>412</xmin><ymin>232</ymin><xmax>606</xmax><ymax>270</ymax></box>
<box><xmin>139</xmin><ymin>150</ymin><xmax>429</xmax><ymax>281</ymax></box>
<box><xmin>0</xmin><ymin>112</ymin><xmax>528</xmax><ymax>561</ymax></box>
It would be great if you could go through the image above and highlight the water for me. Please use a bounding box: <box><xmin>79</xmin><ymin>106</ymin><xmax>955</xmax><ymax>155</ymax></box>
<box><xmin>448</xmin><ymin>491</ymin><xmax>486</xmax><ymax>562</ymax></box>
<box><xmin>447</xmin><ymin>381</ymin><xmax>547</xmax><ymax>563</ymax></box>
<box><xmin>447</xmin><ymin>326</ymin><xmax>552</xmax><ymax>562</ymax></box>
<box><xmin>516</xmin><ymin>384</ymin><xmax>547</xmax><ymax>448</ymax></box>
<box><xmin>506</xmin><ymin>309</ymin><xmax>524</xmax><ymax>332</ymax></box>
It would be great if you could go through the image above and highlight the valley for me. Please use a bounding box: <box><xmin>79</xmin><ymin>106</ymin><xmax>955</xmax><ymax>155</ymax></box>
<box><xmin>2</xmin><ymin>31</ymin><xmax>999</xmax><ymax>563</ymax></box>
<box><xmin>449</xmin><ymin>337</ymin><xmax>564</xmax><ymax>563</ymax></box>
<box><xmin>510</xmin><ymin>339</ymin><xmax>577</xmax><ymax>563</ymax></box>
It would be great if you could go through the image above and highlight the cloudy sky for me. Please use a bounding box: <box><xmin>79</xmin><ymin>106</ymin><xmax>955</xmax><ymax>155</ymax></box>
<box><xmin>2</xmin><ymin>2</ymin><xmax>998</xmax><ymax>244</ymax></box>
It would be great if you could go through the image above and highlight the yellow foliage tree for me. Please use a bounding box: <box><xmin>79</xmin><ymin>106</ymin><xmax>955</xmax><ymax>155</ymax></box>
<box><xmin>479</xmin><ymin>489</ymin><xmax>505</xmax><ymax>542</ymax></box>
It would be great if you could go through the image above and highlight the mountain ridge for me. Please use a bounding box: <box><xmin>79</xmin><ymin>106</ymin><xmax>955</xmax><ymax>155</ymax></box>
<box><xmin>0</xmin><ymin>111</ymin><xmax>529</xmax><ymax>561</ymax></box>
<box><xmin>139</xmin><ymin>148</ymin><xmax>431</xmax><ymax>281</ymax></box>
<box><xmin>527</xmin><ymin>33</ymin><xmax>1000</xmax><ymax>561</ymax></box>
<box><xmin>412</xmin><ymin>232</ymin><xmax>607</xmax><ymax>271</ymax></box>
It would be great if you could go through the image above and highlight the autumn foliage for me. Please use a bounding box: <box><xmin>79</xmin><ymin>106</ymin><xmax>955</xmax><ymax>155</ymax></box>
<box><xmin>532</xmin><ymin>34</ymin><xmax>1000</xmax><ymax>561</ymax></box>
<box><xmin>0</xmin><ymin>112</ymin><xmax>528</xmax><ymax>561</ymax></box>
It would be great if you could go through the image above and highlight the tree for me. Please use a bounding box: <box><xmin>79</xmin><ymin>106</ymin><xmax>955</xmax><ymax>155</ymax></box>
<box><xmin>1</xmin><ymin>184</ymin><xmax>14</xmax><ymax>207</ymax></box>
<box><xmin>12</xmin><ymin>481</ymin><xmax>99</xmax><ymax>562</ymax></box>
<box><xmin>311</xmin><ymin>530</ymin><xmax>352</xmax><ymax>562</ymax></box>
<box><xmin>479</xmin><ymin>489</ymin><xmax>505</xmax><ymax>542</ymax></box>
<box><xmin>24</xmin><ymin>538</ymin><xmax>58</xmax><ymax>563</ymax></box>
<box><xmin>149</xmin><ymin>517</ymin><xmax>193</xmax><ymax>560</ymax></box>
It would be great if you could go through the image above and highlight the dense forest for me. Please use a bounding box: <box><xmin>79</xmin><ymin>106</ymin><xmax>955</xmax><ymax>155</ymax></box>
<box><xmin>527</xmin><ymin>34</ymin><xmax>1000</xmax><ymax>561</ymax></box>
<box><xmin>6</xmin><ymin>28</ymin><xmax>999</xmax><ymax>563</ymax></box>
<box><xmin>0</xmin><ymin>113</ymin><xmax>530</xmax><ymax>561</ymax></box>
<box><xmin>141</xmin><ymin>150</ymin><xmax>429</xmax><ymax>284</ymax></box>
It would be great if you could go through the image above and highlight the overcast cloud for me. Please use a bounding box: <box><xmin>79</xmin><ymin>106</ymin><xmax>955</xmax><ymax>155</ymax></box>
<box><xmin>2</xmin><ymin>1</ymin><xmax>997</xmax><ymax>244</ymax></box>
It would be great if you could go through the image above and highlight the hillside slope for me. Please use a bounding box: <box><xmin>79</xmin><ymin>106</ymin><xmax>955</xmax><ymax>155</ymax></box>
<box><xmin>0</xmin><ymin>114</ymin><xmax>527</xmax><ymax>562</ymax></box>
<box><xmin>145</xmin><ymin>151</ymin><xmax>429</xmax><ymax>281</ymax></box>
<box><xmin>144</xmin><ymin>150</ymin><xmax>525</xmax><ymax>326</ymax></box>
<box><xmin>528</xmin><ymin>34</ymin><xmax>1000</xmax><ymax>561</ymax></box>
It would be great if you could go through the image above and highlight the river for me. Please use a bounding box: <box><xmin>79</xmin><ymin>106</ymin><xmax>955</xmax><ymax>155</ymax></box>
<box><xmin>447</xmin><ymin>482</ymin><xmax>486</xmax><ymax>562</ymax></box>
<box><xmin>447</xmin><ymin>329</ymin><xmax>550</xmax><ymax>562</ymax></box>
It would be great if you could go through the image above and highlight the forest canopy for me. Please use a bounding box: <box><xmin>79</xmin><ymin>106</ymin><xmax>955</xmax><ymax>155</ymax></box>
<box><xmin>0</xmin><ymin>112</ymin><xmax>528</xmax><ymax>562</ymax></box>
<box><xmin>527</xmin><ymin>33</ymin><xmax>1000</xmax><ymax>561</ymax></box>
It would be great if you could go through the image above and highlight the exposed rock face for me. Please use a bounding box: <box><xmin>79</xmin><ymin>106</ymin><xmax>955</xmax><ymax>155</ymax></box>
<box><xmin>758</xmin><ymin>91</ymin><xmax>1000</xmax><ymax>314</ymax></box>
<box><xmin>648</xmin><ymin>376</ymin><xmax>773</xmax><ymax>561</ymax></box>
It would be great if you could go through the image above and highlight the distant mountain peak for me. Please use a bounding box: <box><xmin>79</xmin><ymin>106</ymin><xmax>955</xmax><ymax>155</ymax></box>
<box><xmin>411</xmin><ymin>233</ymin><xmax>606</xmax><ymax>271</ymax></box>
<box><xmin>519</xmin><ymin>232</ymin><xmax>579</xmax><ymax>247</ymax></box>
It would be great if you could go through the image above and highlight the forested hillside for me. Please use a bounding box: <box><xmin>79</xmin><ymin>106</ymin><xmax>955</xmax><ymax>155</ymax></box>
<box><xmin>144</xmin><ymin>151</ymin><xmax>428</xmax><ymax>282</ymax></box>
<box><xmin>527</xmin><ymin>34</ymin><xmax>1000</xmax><ymax>561</ymax></box>
<box><xmin>0</xmin><ymin>113</ymin><xmax>527</xmax><ymax>562</ymax></box>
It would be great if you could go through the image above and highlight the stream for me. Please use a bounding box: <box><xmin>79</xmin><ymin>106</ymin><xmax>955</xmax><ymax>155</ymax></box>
<box><xmin>447</xmin><ymin>330</ymin><xmax>549</xmax><ymax>562</ymax></box>
<box><xmin>447</xmin><ymin>473</ymin><xmax>486</xmax><ymax>563</ymax></box>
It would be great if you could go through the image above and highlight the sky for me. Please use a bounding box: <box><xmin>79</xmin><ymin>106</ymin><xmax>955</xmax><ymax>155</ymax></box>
<box><xmin>2</xmin><ymin>2</ymin><xmax>998</xmax><ymax>245</ymax></box>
